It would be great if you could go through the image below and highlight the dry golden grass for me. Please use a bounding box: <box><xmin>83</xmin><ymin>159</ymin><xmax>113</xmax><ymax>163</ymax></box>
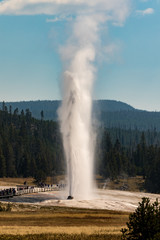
<box><xmin>0</xmin><ymin>211</ymin><xmax>128</xmax><ymax>227</ymax></box>
<box><xmin>0</xmin><ymin>204</ymin><xmax>129</xmax><ymax>236</ymax></box>
<box><xmin>0</xmin><ymin>226</ymin><xmax>123</xmax><ymax>235</ymax></box>
<box><xmin>0</xmin><ymin>178</ymin><xmax>35</xmax><ymax>186</ymax></box>
<box><xmin>97</xmin><ymin>176</ymin><xmax>144</xmax><ymax>192</ymax></box>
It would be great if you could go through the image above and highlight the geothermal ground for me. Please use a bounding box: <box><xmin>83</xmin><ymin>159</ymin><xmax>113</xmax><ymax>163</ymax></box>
<box><xmin>1</xmin><ymin>188</ymin><xmax>160</xmax><ymax>212</ymax></box>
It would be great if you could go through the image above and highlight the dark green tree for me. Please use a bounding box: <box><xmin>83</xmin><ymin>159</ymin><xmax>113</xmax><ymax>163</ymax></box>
<box><xmin>34</xmin><ymin>170</ymin><xmax>47</xmax><ymax>185</ymax></box>
<box><xmin>121</xmin><ymin>198</ymin><xmax>160</xmax><ymax>240</ymax></box>
<box><xmin>145</xmin><ymin>148</ymin><xmax>160</xmax><ymax>193</ymax></box>
<box><xmin>0</xmin><ymin>149</ymin><xmax>6</xmax><ymax>177</ymax></box>
<box><xmin>41</xmin><ymin>110</ymin><xmax>44</xmax><ymax>121</ymax></box>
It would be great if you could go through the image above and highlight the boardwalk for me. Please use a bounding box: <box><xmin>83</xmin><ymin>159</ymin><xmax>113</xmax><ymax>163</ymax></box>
<box><xmin>0</xmin><ymin>185</ymin><xmax>60</xmax><ymax>199</ymax></box>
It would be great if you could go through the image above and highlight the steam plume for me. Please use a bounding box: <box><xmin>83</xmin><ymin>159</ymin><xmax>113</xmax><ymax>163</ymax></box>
<box><xmin>58</xmin><ymin>7</ymin><xmax>129</xmax><ymax>198</ymax></box>
<box><xmin>58</xmin><ymin>14</ymin><xmax>101</xmax><ymax>199</ymax></box>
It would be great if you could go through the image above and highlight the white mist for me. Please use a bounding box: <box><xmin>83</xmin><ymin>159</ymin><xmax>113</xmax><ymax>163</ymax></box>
<box><xmin>58</xmin><ymin>15</ymin><xmax>100</xmax><ymax>199</ymax></box>
<box><xmin>57</xmin><ymin>2</ymin><xmax>130</xmax><ymax>200</ymax></box>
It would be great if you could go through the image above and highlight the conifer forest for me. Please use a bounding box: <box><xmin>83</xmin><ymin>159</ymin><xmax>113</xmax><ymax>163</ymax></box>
<box><xmin>0</xmin><ymin>102</ymin><xmax>160</xmax><ymax>193</ymax></box>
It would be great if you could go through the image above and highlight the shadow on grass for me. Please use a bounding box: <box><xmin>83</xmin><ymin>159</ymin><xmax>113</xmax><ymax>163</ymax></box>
<box><xmin>0</xmin><ymin>234</ymin><xmax>120</xmax><ymax>240</ymax></box>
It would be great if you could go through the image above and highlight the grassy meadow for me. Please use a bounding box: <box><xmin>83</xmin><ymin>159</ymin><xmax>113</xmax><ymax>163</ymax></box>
<box><xmin>0</xmin><ymin>202</ymin><xmax>129</xmax><ymax>240</ymax></box>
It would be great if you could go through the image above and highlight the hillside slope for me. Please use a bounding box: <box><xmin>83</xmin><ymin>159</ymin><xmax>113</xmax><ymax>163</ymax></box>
<box><xmin>1</xmin><ymin>100</ymin><xmax>160</xmax><ymax>131</ymax></box>
<box><xmin>0</xmin><ymin>100</ymin><xmax>134</xmax><ymax>119</ymax></box>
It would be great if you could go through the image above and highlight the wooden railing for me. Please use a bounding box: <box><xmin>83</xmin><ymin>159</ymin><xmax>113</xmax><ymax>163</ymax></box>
<box><xmin>0</xmin><ymin>185</ymin><xmax>61</xmax><ymax>199</ymax></box>
<box><xmin>15</xmin><ymin>186</ymin><xmax>57</xmax><ymax>196</ymax></box>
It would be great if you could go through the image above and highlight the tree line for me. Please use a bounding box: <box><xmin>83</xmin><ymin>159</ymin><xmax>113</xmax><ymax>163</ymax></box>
<box><xmin>0</xmin><ymin>103</ymin><xmax>64</xmax><ymax>180</ymax></box>
<box><xmin>3</xmin><ymin>100</ymin><xmax>160</xmax><ymax>131</ymax></box>
<box><xmin>98</xmin><ymin>129</ymin><xmax>160</xmax><ymax>193</ymax></box>
<box><xmin>0</xmin><ymin>104</ymin><xmax>160</xmax><ymax>193</ymax></box>
<box><xmin>100</xmin><ymin>110</ymin><xmax>160</xmax><ymax>131</ymax></box>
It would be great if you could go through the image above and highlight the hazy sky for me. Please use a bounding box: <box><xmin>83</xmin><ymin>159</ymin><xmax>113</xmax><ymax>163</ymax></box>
<box><xmin>0</xmin><ymin>0</ymin><xmax>160</xmax><ymax>111</ymax></box>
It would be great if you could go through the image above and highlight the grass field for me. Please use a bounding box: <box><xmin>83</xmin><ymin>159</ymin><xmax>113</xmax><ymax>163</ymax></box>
<box><xmin>0</xmin><ymin>178</ymin><xmax>35</xmax><ymax>187</ymax></box>
<box><xmin>0</xmin><ymin>233</ymin><xmax>121</xmax><ymax>240</ymax></box>
<box><xmin>0</xmin><ymin>203</ymin><xmax>129</xmax><ymax>240</ymax></box>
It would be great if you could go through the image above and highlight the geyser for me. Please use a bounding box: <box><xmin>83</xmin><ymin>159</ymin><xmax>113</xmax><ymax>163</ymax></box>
<box><xmin>57</xmin><ymin>2</ymin><xmax>130</xmax><ymax>200</ymax></box>
<box><xmin>58</xmin><ymin>44</ymin><xmax>96</xmax><ymax>199</ymax></box>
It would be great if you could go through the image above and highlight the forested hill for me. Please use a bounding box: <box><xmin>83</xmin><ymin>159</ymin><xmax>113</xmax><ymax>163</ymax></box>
<box><xmin>0</xmin><ymin>104</ymin><xmax>160</xmax><ymax>193</ymax></box>
<box><xmin>1</xmin><ymin>100</ymin><xmax>160</xmax><ymax>131</ymax></box>
<box><xmin>0</xmin><ymin>100</ymin><xmax>60</xmax><ymax>121</ymax></box>
<box><xmin>94</xmin><ymin>99</ymin><xmax>134</xmax><ymax>112</ymax></box>
<box><xmin>0</xmin><ymin>100</ymin><xmax>134</xmax><ymax>120</ymax></box>
<box><xmin>99</xmin><ymin>110</ymin><xmax>160</xmax><ymax>131</ymax></box>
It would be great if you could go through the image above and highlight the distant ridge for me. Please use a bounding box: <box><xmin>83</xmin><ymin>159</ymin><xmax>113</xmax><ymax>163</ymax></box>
<box><xmin>1</xmin><ymin>100</ymin><xmax>160</xmax><ymax>131</ymax></box>
<box><xmin>94</xmin><ymin>99</ymin><xmax>135</xmax><ymax>112</ymax></box>
<box><xmin>0</xmin><ymin>100</ymin><xmax>60</xmax><ymax>120</ymax></box>
<box><xmin>0</xmin><ymin>99</ymin><xmax>135</xmax><ymax>119</ymax></box>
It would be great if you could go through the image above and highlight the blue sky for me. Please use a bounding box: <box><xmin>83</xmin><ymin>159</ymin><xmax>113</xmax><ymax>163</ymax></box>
<box><xmin>0</xmin><ymin>0</ymin><xmax>160</xmax><ymax>111</ymax></box>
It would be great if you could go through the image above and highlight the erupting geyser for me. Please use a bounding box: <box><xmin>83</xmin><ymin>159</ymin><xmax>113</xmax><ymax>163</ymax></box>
<box><xmin>58</xmin><ymin>40</ymin><xmax>96</xmax><ymax>199</ymax></box>
<box><xmin>57</xmin><ymin>1</ymin><xmax>130</xmax><ymax>200</ymax></box>
<box><xmin>58</xmin><ymin>12</ymin><xmax>102</xmax><ymax>199</ymax></box>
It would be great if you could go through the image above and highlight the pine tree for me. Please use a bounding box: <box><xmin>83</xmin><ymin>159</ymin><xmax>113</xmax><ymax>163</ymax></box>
<box><xmin>0</xmin><ymin>149</ymin><xmax>6</xmax><ymax>177</ymax></box>
<box><xmin>121</xmin><ymin>198</ymin><xmax>160</xmax><ymax>240</ymax></box>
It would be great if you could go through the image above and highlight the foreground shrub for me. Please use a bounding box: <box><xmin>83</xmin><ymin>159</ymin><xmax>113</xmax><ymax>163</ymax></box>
<box><xmin>121</xmin><ymin>197</ymin><xmax>160</xmax><ymax>240</ymax></box>
<box><xmin>0</xmin><ymin>203</ymin><xmax>12</xmax><ymax>212</ymax></box>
